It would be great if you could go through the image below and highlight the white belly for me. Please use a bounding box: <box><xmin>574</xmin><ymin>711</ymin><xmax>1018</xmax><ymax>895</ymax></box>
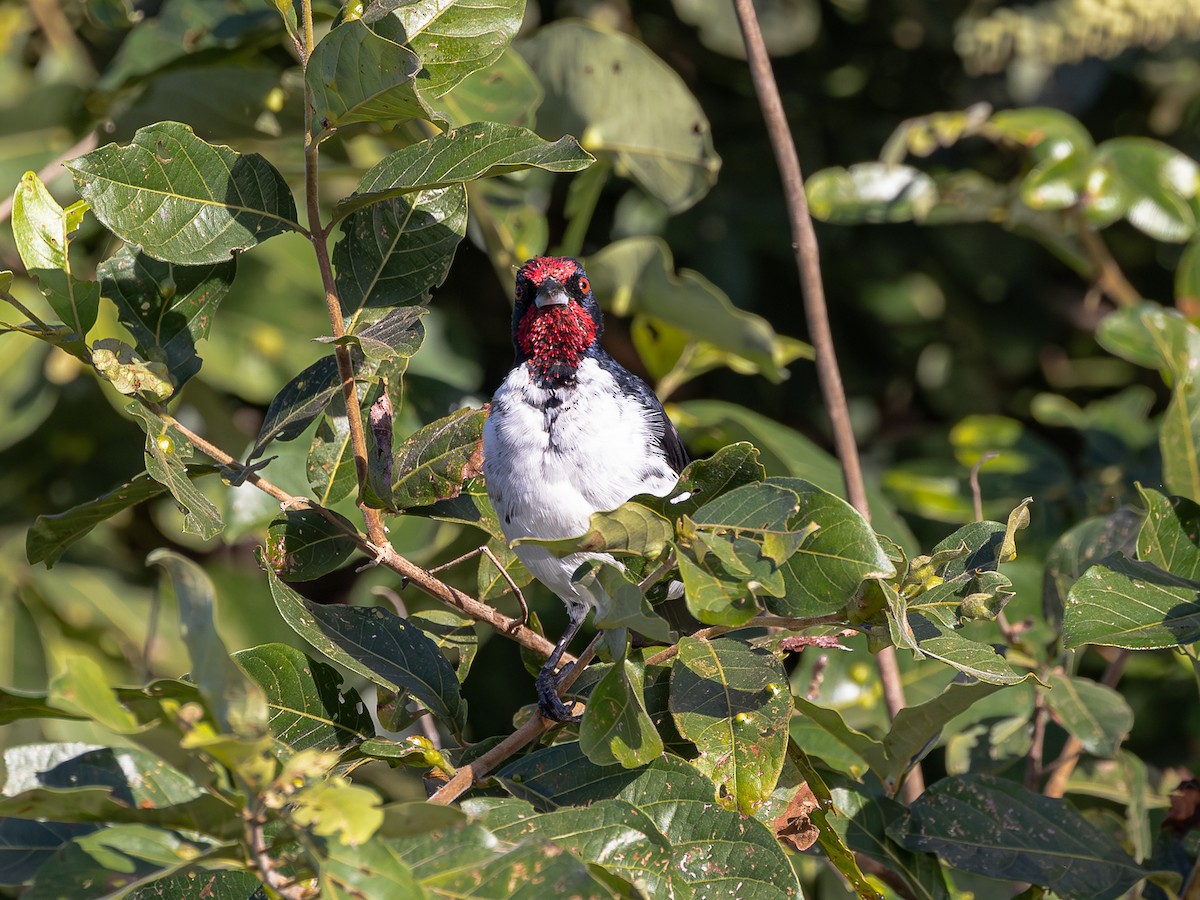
<box><xmin>482</xmin><ymin>358</ymin><xmax>677</xmax><ymax>609</ymax></box>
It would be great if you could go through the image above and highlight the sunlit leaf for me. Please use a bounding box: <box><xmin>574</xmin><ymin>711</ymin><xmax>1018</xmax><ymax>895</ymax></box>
<box><xmin>128</xmin><ymin>405</ymin><xmax>223</xmax><ymax>540</ymax></box>
<box><xmin>390</xmin><ymin>407</ymin><xmax>485</xmax><ymax>510</ymax></box>
<box><xmin>1064</xmin><ymin>554</ymin><xmax>1200</xmax><ymax>649</ymax></box>
<box><xmin>579</xmin><ymin>653</ymin><xmax>663</xmax><ymax>768</ymax></box>
<box><xmin>66</xmin><ymin>122</ymin><xmax>300</xmax><ymax>265</ymax></box>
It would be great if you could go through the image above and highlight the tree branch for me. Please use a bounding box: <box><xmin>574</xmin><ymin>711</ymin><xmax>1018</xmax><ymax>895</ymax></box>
<box><xmin>244</xmin><ymin>807</ymin><xmax>312</xmax><ymax>900</ymax></box>
<box><xmin>731</xmin><ymin>0</ymin><xmax>922</xmax><ymax>800</ymax></box>
<box><xmin>1043</xmin><ymin>649</ymin><xmax>1131</xmax><ymax>798</ymax></box>
<box><xmin>1071</xmin><ymin>210</ymin><xmax>1141</xmax><ymax>308</ymax></box>
<box><xmin>165</xmin><ymin>414</ymin><xmax>562</xmax><ymax>661</ymax></box>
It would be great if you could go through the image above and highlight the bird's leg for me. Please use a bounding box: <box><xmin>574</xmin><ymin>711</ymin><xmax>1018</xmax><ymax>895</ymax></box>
<box><xmin>536</xmin><ymin>607</ymin><xmax>588</xmax><ymax>723</ymax></box>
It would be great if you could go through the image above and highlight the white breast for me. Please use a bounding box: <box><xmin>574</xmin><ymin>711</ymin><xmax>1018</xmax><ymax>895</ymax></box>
<box><xmin>482</xmin><ymin>358</ymin><xmax>678</xmax><ymax>608</ymax></box>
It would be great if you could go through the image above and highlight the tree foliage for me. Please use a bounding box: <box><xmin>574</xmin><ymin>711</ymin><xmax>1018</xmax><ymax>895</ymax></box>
<box><xmin>1</xmin><ymin>0</ymin><xmax>1197</xmax><ymax>898</ymax></box>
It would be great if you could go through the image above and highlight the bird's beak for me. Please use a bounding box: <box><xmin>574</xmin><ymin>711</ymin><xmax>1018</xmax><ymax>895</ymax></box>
<box><xmin>534</xmin><ymin>279</ymin><xmax>570</xmax><ymax>309</ymax></box>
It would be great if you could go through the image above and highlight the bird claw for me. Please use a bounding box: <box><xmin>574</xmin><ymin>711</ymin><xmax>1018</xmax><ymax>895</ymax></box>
<box><xmin>536</xmin><ymin>667</ymin><xmax>581</xmax><ymax>723</ymax></box>
<box><xmin>356</xmin><ymin>542</ymin><xmax>392</xmax><ymax>573</ymax></box>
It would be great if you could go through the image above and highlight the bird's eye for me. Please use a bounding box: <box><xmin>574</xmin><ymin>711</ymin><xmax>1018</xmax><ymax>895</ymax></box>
<box><xmin>577</xmin><ymin>276</ymin><xmax>590</xmax><ymax>294</ymax></box>
<box><xmin>515</xmin><ymin>280</ymin><xmax>528</xmax><ymax>300</ymax></box>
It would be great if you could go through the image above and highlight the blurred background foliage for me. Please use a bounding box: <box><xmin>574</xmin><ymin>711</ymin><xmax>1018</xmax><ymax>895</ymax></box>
<box><xmin>2</xmin><ymin>0</ymin><xmax>1199</xmax><ymax>832</ymax></box>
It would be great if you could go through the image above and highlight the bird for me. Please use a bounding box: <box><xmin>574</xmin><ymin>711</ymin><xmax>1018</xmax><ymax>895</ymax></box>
<box><xmin>482</xmin><ymin>256</ymin><xmax>688</xmax><ymax>722</ymax></box>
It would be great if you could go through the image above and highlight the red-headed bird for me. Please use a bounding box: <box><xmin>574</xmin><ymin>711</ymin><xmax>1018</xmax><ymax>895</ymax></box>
<box><xmin>482</xmin><ymin>256</ymin><xmax>687</xmax><ymax>721</ymax></box>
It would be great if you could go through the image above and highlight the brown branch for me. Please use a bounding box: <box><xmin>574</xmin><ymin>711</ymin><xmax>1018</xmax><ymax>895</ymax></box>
<box><xmin>299</xmin><ymin>0</ymin><xmax>388</xmax><ymax>548</ymax></box>
<box><xmin>1071</xmin><ymin>210</ymin><xmax>1141</xmax><ymax>308</ymax></box>
<box><xmin>427</xmin><ymin>633</ymin><xmax>604</xmax><ymax>805</ymax></box>
<box><xmin>245</xmin><ymin>808</ymin><xmax>312</xmax><ymax>900</ymax></box>
<box><xmin>1026</xmin><ymin>690</ymin><xmax>1048</xmax><ymax>791</ymax></box>
<box><xmin>165</xmin><ymin>415</ymin><xmax>562</xmax><ymax>661</ymax></box>
<box><xmin>731</xmin><ymin>0</ymin><xmax>922</xmax><ymax>801</ymax></box>
<box><xmin>1043</xmin><ymin>649</ymin><xmax>1131</xmax><ymax>798</ymax></box>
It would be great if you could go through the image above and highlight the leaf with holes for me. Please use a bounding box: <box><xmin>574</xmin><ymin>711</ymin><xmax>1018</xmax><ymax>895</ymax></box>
<box><xmin>128</xmin><ymin>405</ymin><xmax>223</xmax><ymax>540</ymax></box>
<box><xmin>670</xmin><ymin>637</ymin><xmax>791</xmax><ymax>813</ymax></box>
<box><xmin>66</xmin><ymin>122</ymin><xmax>300</xmax><ymax>265</ymax></box>
<box><xmin>264</xmin><ymin>509</ymin><xmax>358</xmax><ymax>581</ymax></box>
<box><xmin>1137</xmin><ymin>485</ymin><xmax>1200</xmax><ymax>579</ymax></box>
<box><xmin>391</xmin><ymin>407</ymin><xmax>485</xmax><ymax>510</ymax></box>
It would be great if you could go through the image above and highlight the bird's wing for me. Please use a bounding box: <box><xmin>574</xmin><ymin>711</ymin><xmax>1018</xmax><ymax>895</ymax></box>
<box><xmin>597</xmin><ymin>353</ymin><xmax>689</xmax><ymax>475</ymax></box>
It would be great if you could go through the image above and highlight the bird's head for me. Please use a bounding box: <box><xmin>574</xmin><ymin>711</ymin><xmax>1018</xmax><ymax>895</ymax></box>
<box><xmin>512</xmin><ymin>256</ymin><xmax>603</xmax><ymax>384</ymax></box>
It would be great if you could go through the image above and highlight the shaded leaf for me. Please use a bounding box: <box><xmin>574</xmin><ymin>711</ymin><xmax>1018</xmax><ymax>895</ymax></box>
<box><xmin>476</xmin><ymin>539</ymin><xmax>532</xmax><ymax>603</ymax></box>
<box><xmin>670</xmin><ymin>637</ymin><xmax>790</xmax><ymax>813</ymax></box>
<box><xmin>516</xmin><ymin>500</ymin><xmax>673</xmax><ymax>558</ymax></box>
<box><xmin>97</xmin><ymin>245</ymin><xmax>236</xmax><ymax>388</ymax></box>
<box><xmin>148</xmin><ymin>549</ymin><xmax>268</xmax><ymax>737</ymax></box>
<box><xmin>409</xmin><ymin>609</ymin><xmax>480</xmax><ymax>682</ymax></box>
<box><xmin>793</xmin><ymin>696</ymin><xmax>889</xmax><ymax>777</ymax></box>
<box><xmin>250</xmin><ymin>355</ymin><xmax>342</xmax><ymax>461</ymax></box>
<box><xmin>1044</xmin><ymin>673</ymin><xmax>1133</xmax><ymax>758</ymax></box>
<box><xmin>47</xmin><ymin>656</ymin><xmax>138</xmax><ymax>734</ymax></box>
<box><xmin>884</xmin><ymin>680</ymin><xmax>1009</xmax><ymax>781</ymax></box>
<box><xmin>635</xmin><ymin>441</ymin><xmax>765</xmax><ymax>519</ymax></box>
<box><xmin>335</xmin><ymin>186</ymin><xmax>467</xmax><ymax>314</ymax></box>
<box><xmin>127</xmin><ymin>870</ymin><xmax>266</xmax><ymax>900</ymax></box>
<box><xmin>306</xmin><ymin>19</ymin><xmax>426</xmax><ymax>132</ymax></box>
<box><xmin>580</xmin><ymin>654</ymin><xmax>663</xmax><ymax>769</ymax></box>
<box><xmin>390</xmin><ymin>407</ymin><xmax>485</xmax><ymax>510</ymax></box>
<box><xmin>0</xmin><ymin>819</ymin><xmax>95</xmax><ymax>887</ymax></box>
<box><xmin>345</xmin><ymin>306</ymin><xmax>427</xmax><ymax>362</ymax></box>
<box><xmin>318</xmin><ymin>834</ymin><xmax>426</xmax><ymax>900</ymax></box>
<box><xmin>1065</xmin><ymin>554</ymin><xmax>1200</xmax><ymax>649</ymax></box>
<box><xmin>586</xmin><ymin>238</ymin><xmax>804</xmax><ymax>383</ymax></box>
<box><xmin>265</xmin><ymin>509</ymin><xmax>359</xmax><ymax>581</ymax></box>
<box><xmin>26</xmin><ymin>468</ymin><xmax>216</xmax><ymax>568</ymax></box>
<box><xmin>426</xmin><ymin>48</ymin><xmax>541</xmax><ymax>128</ymax></box>
<box><xmin>1137</xmin><ymin>486</ymin><xmax>1200</xmax><ymax>579</ymax></box>
<box><xmin>235</xmin><ymin>643</ymin><xmax>374</xmax><ymax>753</ymax></box>
<box><xmin>67</xmin><ymin>122</ymin><xmax>300</xmax><ymax>265</ymax></box>
<box><xmin>908</xmin><ymin>614</ymin><xmax>1029</xmax><ymax>684</ymax></box>
<box><xmin>268</xmin><ymin>567</ymin><xmax>466</xmax><ymax>734</ymax></box>
<box><xmin>1161</xmin><ymin>375</ymin><xmax>1200</xmax><ymax>503</ymax></box>
<box><xmin>520</xmin><ymin>21</ymin><xmax>720</xmax><ymax>213</ymax></box>
<box><xmin>894</xmin><ymin>774</ymin><xmax>1147</xmax><ymax>899</ymax></box>
<box><xmin>575</xmin><ymin>561</ymin><xmax>672</xmax><ymax>643</ymax></box>
<box><xmin>335</xmin><ymin>122</ymin><xmax>593</xmax><ymax>220</ymax></box>
<box><xmin>308</xmin><ymin>403</ymin><xmax>360</xmax><ymax>507</ymax></box>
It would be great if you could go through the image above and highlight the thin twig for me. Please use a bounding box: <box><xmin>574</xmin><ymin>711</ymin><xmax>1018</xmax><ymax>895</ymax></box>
<box><xmin>969</xmin><ymin>451</ymin><xmax>999</xmax><ymax>523</ymax></box>
<box><xmin>165</xmin><ymin>414</ymin><xmax>563</xmax><ymax>661</ymax></box>
<box><xmin>428</xmin><ymin>632</ymin><xmax>605</xmax><ymax>805</ymax></box>
<box><xmin>731</xmin><ymin>0</ymin><xmax>922</xmax><ymax>801</ymax></box>
<box><xmin>1026</xmin><ymin>690</ymin><xmax>1048</xmax><ymax>791</ymax></box>
<box><xmin>245</xmin><ymin>807</ymin><xmax>311</xmax><ymax>900</ymax></box>
<box><xmin>1071</xmin><ymin>210</ymin><xmax>1141</xmax><ymax>308</ymax></box>
<box><xmin>1043</xmin><ymin>649</ymin><xmax>1131</xmax><ymax>798</ymax></box>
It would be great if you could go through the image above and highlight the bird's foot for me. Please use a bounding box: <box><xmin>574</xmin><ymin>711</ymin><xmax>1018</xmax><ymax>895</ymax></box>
<box><xmin>536</xmin><ymin>667</ymin><xmax>581</xmax><ymax>723</ymax></box>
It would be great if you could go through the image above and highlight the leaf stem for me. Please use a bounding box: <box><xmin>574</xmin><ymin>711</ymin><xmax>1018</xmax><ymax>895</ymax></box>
<box><xmin>299</xmin><ymin>0</ymin><xmax>388</xmax><ymax>548</ymax></box>
<box><xmin>731</xmin><ymin>0</ymin><xmax>922</xmax><ymax>800</ymax></box>
<box><xmin>0</xmin><ymin>290</ymin><xmax>55</xmax><ymax>333</ymax></box>
<box><xmin>1071</xmin><ymin>210</ymin><xmax>1141</xmax><ymax>307</ymax></box>
<box><xmin>643</xmin><ymin>613</ymin><xmax>845</xmax><ymax>666</ymax></box>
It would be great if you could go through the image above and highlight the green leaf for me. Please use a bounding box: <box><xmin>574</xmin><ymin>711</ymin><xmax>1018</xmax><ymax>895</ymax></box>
<box><xmin>670</xmin><ymin>637</ymin><xmax>790</xmax><ymax>813</ymax></box>
<box><xmin>0</xmin><ymin>819</ymin><xmax>93</xmax><ymax>887</ymax></box>
<box><xmin>96</xmin><ymin>245</ymin><xmax>235</xmax><ymax>388</ymax></box>
<box><xmin>249</xmin><ymin>355</ymin><xmax>342</xmax><ymax>461</ymax></box>
<box><xmin>235</xmin><ymin>643</ymin><xmax>374</xmax><ymax>753</ymax></box>
<box><xmin>520</xmin><ymin>21</ymin><xmax>721</xmax><ymax>213</ymax></box>
<box><xmin>983</xmin><ymin>107</ymin><xmax>1094</xmax><ymax>160</ymax></box>
<box><xmin>1064</xmin><ymin>554</ymin><xmax>1200</xmax><ymax>649</ymax></box>
<box><xmin>792</xmin><ymin>696</ymin><xmax>889</xmax><ymax>777</ymax></box>
<box><xmin>586</xmin><ymin>237</ymin><xmax>804</xmax><ymax>383</ymax></box>
<box><xmin>414</xmin><ymin>478</ymin><xmax>503</xmax><ymax>539</ymax></box>
<box><xmin>291</xmin><ymin>779</ymin><xmax>383</xmax><ymax>847</ymax></box>
<box><xmin>637</xmin><ymin>442</ymin><xmax>765</xmax><ymax>519</ymax></box>
<box><xmin>264</xmin><ymin>509</ymin><xmax>359</xmax><ymax>581</ymax></box>
<box><xmin>883</xmin><ymin>680</ymin><xmax>1009</xmax><ymax>781</ymax></box>
<box><xmin>66</xmin><ymin>122</ymin><xmax>300</xmax><ymax>265</ymax></box>
<box><xmin>830</xmin><ymin>785</ymin><xmax>951</xmax><ymax>900</ymax></box>
<box><xmin>893</xmin><ymin>774</ymin><xmax>1147</xmax><ymax>899</ymax></box>
<box><xmin>335</xmin><ymin>122</ymin><xmax>593</xmax><ymax>221</ymax></box>
<box><xmin>12</xmin><ymin>171</ymin><xmax>99</xmax><ymax>338</ymax></box>
<box><xmin>768</xmin><ymin>477</ymin><xmax>897</xmax><ymax>617</ymax></box>
<box><xmin>127</xmin><ymin>870</ymin><xmax>266</xmax><ymax>900</ymax></box>
<box><xmin>478</xmin><ymin>798</ymin><xmax>685</xmax><ymax>899</ymax></box>
<box><xmin>390</xmin><ymin>407</ymin><xmax>485</xmax><ymax>510</ymax></box>
<box><xmin>47</xmin><ymin>656</ymin><xmax>138</xmax><ymax>734</ymax></box>
<box><xmin>148</xmin><ymin>549</ymin><xmax>268</xmax><ymax>737</ymax></box>
<box><xmin>566</xmin><ymin>562</ymin><xmax>670</xmax><ymax>643</ymax></box>
<box><xmin>335</xmin><ymin>186</ymin><xmax>468</xmax><ymax>314</ymax></box>
<box><xmin>427</xmin><ymin>48</ymin><xmax>542</xmax><ymax>128</ymax></box>
<box><xmin>1092</xmin><ymin>137</ymin><xmax>1198</xmax><ymax>242</ymax></box>
<box><xmin>344</xmin><ymin>306</ymin><xmax>427</xmax><ymax>362</ymax></box>
<box><xmin>128</xmin><ymin>405</ymin><xmax>224</xmax><ymax>540</ymax></box>
<box><xmin>408</xmin><ymin>609</ymin><xmax>480</xmax><ymax>682</ymax></box>
<box><xmin>673</xmin><ymin>0</ymin><xmax>819</xmax><ymax>58</ymax></box>
<box><xmin>907</xmin><ymin>614</ymin><xmax>1029</xmax><ymax>684</ymax></box>
<box><xmin>676</xmin><ymin>548</ymin><xmax>759</xmax><ymax>626</ymax></box>
<box><xmin>1020</xmin><ymin>150</ymin><xmax>1093</xmax><ymax>210</ymax></box>
<box><xmin>25</xmin><ymin>468</ymin><xmax>214</xmax><ymax>568</ymax></box>
<box><xmin>1161</xmin><ymin>375</ymin><xmax>1200</xmax><ymax>502</ymax></box>
<box><xmin>318</xmin><ymin>834</ymin><xmax>426</xmax><ymax>900</ymax></box>
<box><xmin>306</xmin><ymin>19</ymin><xmax>426</xmax><ymax>132</ymax></box>
<box><xmin>516</xmin><ymin>500</ymin><xmax>673</xmax><ymax>558</ymax></box>
<box><xmin>580</xmin><ymin>653</ymin><xmax>663</xmax><ymax>768</ymax></box>
<box><xmin>1096</xmin><ymin>302</ymin><xmax>1200</xmax><ymax>381</ymax></box>
<box><xmin>1044</xmin><ymin>673</ymin><xmax>1133</xmax><ymax>758</ymax></box>
<box><xmin>268</xmin><ymin>566</ymin><xmax>466</xmax><ymax>734</ymax></box>
<box><xmin>1137</xmin><ymin>485</ymin><xmax>1200</xmax><ymax>578</ymax></box>
<box><xmin>368</xmin><ymin>0</ymin><xmax>527</xmax><ymax>108</ymax></box>
<box><xmin>807</xmin><ymin>163</ymin><xmax>938</xmax><ymax>224</ymax></box>
<box><xmin>1176</xmin><ymin>237</ymin><xmax>1200</xmax><ymax>312</ymax></box>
